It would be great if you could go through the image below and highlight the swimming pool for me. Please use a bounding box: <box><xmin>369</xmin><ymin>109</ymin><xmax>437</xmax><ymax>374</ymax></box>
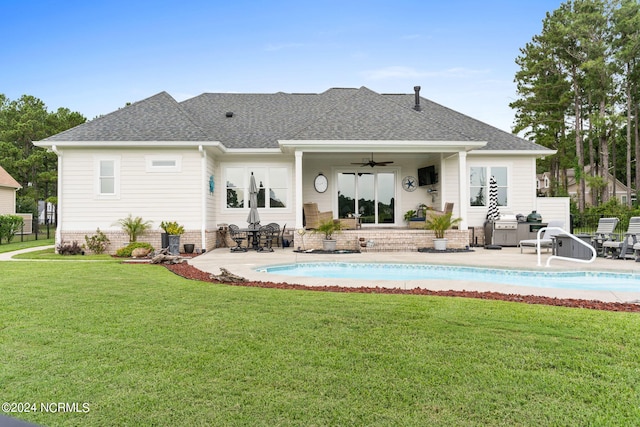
<box><xmin>261</xmin><ymin>262</ymin><xmax>640</xmax><ymax>292</ymax></box>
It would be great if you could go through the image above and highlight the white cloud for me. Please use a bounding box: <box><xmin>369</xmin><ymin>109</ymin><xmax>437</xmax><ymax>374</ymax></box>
<box><xmin>362</xmin><ymin>66</ymin><xmax>490</xmax><ymax>80</ymax></box>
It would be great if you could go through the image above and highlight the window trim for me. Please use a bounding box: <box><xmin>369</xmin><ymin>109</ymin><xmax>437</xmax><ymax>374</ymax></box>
<box><xmin>145</xmin><ymin>155</ymin><xmax>182</xmax><ymax>173</ymax></box>
<box><xmin>468</xmin><ymin>165</ymin><xmax>509</xmax><ymax>209</ymax></box>
<box><xmin>94</xmin><ymin>156</ymin><xmax>121</xmax><ymax>199</ymax></box>
<box><xmin>223</xmin><ymin>164</ymin><xmax>291</xmax><ymax>211</ymax></box>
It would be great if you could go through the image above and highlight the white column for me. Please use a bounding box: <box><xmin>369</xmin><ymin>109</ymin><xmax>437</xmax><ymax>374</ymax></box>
<box><xmin>458</xmin><ymin>151</ymin><xmax>468</xmax><ymax>230</ymax></box>
<box><xmin>295</xmin><ymin>150</ymin><xmax>304</xmax><ymax>230</ymax></box>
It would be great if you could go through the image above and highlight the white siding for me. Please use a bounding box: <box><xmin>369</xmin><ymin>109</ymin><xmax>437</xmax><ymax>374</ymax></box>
<box><xmin>215</xmin><ymin>154</ymin><xmax>297</xmax><ymax>229</ymax></box>
<box><xmin>443</xmin><ymin>152</ymin><xmax>536</xmax><ymax>227</ymax></box>
<box><xmin>535</xmin><ymin>197</ymin><xmax>570</xmax><ymax>228</ymax></box>
<box><xmin>61</xmin><ymin>148</ymin><xmax>203</xmax><ymax>231</ymax></box>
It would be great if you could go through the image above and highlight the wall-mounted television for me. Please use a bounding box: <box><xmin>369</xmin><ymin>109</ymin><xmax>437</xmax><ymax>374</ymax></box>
<box><xmin>418</xmin><ymin>165</ymin><xmax>437</xmax><ymax>186</ymax></box>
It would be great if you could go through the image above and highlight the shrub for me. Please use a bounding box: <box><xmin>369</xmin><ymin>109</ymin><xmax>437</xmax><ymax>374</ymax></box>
<box><xmin>57</xmin><ymin>241</ymin><xmax>84</xmax><ymax>255</ymax></box>
<box><xmin>114</xmin><ymin>214</ymin><xmax>153</xmax><ymax>242</ymax></box>
<box><xmin>116</xmin><ymin>242</ymin><xmax>155</xmax><ymax>258</ymax></box>
<box><xmin>84</xmin><ymin>228</ymin><xmax>111</xmax><ymax>254</ymax></box>
<box><xmin>160</xmin><ymin>220</ymin><xmax>184</xmax><ymax>235</ymax></box>
<box><xmin>0</xmin><ymin>214</ymin><xmax>24</xmax><ymax>244</ymax></box>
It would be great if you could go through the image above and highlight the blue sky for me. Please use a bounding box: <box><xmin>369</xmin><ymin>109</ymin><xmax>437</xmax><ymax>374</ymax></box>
<box><xmin>3</xmin><ymin>0</ymin><xmax>564</xmax><ymax>133</ymax></box>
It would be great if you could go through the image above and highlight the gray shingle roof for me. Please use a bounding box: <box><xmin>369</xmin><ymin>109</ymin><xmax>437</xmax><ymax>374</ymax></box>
<box><xmin>42</xmin><ymin>87</ymin><xmax>547</xmax><ymax>151</ymax></box>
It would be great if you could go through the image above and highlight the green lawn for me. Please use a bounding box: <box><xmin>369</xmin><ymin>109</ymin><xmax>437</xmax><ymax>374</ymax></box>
<box><xmin>0</xmin><ymin>238</ymin><xmax>54</xmax><ymax>254</ymax></box>
<box><xmin>1</xmin><ymin>260</ymin><xmax>639</xmax><ymax>426</ymax></box>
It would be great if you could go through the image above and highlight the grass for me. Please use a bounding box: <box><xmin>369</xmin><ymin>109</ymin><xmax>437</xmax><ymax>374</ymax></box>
<box><xmin>0</xmin><ymin>239</ymin><xmax>54</xmax><ymax>254</ymax></box>
<box><xmin>1</xmin><ymin>261</ymin><xmax>639</xmax><ymax>426</ymax></box>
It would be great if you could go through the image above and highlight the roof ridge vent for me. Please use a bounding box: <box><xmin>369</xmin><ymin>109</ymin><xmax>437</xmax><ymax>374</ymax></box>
<box><xmin>413</xmin><ymin>86</ymin><xmax>422</xmax><ymax>111</ymax></box>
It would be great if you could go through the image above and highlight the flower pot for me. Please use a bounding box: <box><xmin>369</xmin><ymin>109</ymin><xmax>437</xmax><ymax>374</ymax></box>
<box><xmin>183</xmin><ymin>243</ymin><xmax>195</xmax><ymax>254</ymax></box>
<box><xmin>161</xmin><ymin>233</ymin><xmax>169</xmax><ymax>249</ymax></box>
<box><xmin>322</xmin><ymin>239</ymin><xmax>337</xmax><ymax>251</ymax></box>
<box><xmin>433</xmin><ymin>238</ymin><xmax>448</xmax><ymax>251</ymax></box>
<box><xmin>168</xmin><ymin>235</ymin><xmax>181</xmax><ymax>255</ymax></box>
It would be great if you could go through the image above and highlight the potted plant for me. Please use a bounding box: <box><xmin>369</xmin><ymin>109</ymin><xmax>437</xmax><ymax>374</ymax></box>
<box><xmin>424</xmin><ymin>212</ymin><xmax>462</xmax><ymax>251</ymax></box>
<box><xmin>161</xmin><ymin>221</ymin><xmax>184</xmax><ymax>255</ymax></box>
<box><xmin>403</xmin><ymin>209</ymin><xmax>417</xmax><ymax>223</ymax></box>
<box><xmin>313</xmin><ymin>219</ymin><xmax>342</xmax><ymax>251</ymax></box>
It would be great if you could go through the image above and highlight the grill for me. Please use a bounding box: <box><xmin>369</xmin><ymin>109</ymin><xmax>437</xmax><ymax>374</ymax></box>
<box><xmin>493</xmin><ymin>216</ymin><xmax>518</xmax><ymax>230</ymax></box>
<box><xmin>487</xmin><ymin>214</ymin><xmax>519</xmax><ymax>246</ymax></box>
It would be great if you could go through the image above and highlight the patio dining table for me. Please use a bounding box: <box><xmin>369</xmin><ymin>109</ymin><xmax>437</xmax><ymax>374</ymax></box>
<box><xmin>239</xmin><ymin>225</ymin><xmax>262</xmax><ymax>250</ymax></box>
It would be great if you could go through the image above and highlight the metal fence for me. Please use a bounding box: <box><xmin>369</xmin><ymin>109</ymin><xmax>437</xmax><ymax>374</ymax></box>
<box><xmin>570</xmin><ymin>212</ymin><xmax>633</xmax><ymax>241</ymax></box>
<box><xmin>16</xmin><ymin>222</ymin><xmax>56</xmax><ymax>242</ymax></box>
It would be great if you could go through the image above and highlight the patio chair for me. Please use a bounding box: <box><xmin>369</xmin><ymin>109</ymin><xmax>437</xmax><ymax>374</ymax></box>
<box><xmin>518</xmin><ymin>220</ymin><xmax>564</xmax><ymax>253</ymax></box>
<box><xmin>427</xmin><ymin>202</ymin><xmax>454</xmax><ymax>219</ymax></box>
<box><xmin>303</xmin><ymin>202</ymin><xmax>333</xmax><ymax>229</ymax></box>
<box><xmin>589</xmin><ymin>217</ymin><xmax>619</xmax><ymax>256</ymax></box>
<box><xmin>260</xmin><ymin>223</ymin><xmax>280</xmax><ymax>247</ymax></box>
<box><xmin>602</xmin><ymin>216</ymin><xmax>640</xmax><ymax>259</ymax></box>
<box><xmin>228</xmin><ymin>224</ymin><xmax>248</xmax><ymax>252</ymax></box>
<box><xmin>257</xmin><ymin>224</ymin><xmax>275</xmax><ymax>252</ymax></box>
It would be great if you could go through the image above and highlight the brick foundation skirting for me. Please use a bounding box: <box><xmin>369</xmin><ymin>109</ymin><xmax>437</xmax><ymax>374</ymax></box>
<box><xmin>60</xmin><ymin>230</ymin><xmax>216</xmax><ymax>255</ymax></box>
<box><xmin>293</xmin><ymin>229</ymin><xmax>473</xmax><ymax>252</ymax></box>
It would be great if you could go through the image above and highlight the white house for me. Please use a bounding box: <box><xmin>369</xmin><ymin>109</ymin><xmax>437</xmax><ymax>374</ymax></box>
<box><xmin>35</xmin><ymin>86</ymin><xmax>562</xmax><ymax>252</ymax></box>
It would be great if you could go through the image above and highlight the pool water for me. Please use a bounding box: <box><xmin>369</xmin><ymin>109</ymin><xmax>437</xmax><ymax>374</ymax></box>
<box><xmin>261</xmin><ymin>262</ymin><xmax>640</xmax><ymax>292</ymax></box>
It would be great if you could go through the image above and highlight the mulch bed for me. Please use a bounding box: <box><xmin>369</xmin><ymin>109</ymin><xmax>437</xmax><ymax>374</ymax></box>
<box><xmin>164</xmin><ymin>262</ymin><xmax>640</xmax><ymax>313</ymax></box>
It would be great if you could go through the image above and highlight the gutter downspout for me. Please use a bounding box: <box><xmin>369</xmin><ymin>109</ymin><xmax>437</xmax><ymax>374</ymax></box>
<box><xmin>51</xmin><ymin>145</ymin><xmax>62</xmax><ymax>249</ymax></box>
<box><xmin>199</xmin><ymin>145</ymin><xmax>207</xmax><ymax>251</ymax></box>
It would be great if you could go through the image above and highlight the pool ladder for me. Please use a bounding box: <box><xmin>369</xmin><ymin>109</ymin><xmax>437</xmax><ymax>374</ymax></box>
<box><xmin>536</xmin><ymin>226</ymin><xmax>597</xmax><ymax>267</ymax></box>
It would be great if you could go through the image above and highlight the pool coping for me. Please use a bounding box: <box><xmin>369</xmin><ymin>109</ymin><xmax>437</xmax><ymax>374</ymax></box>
<box><xmin>190</xmin><ymin>246</ymin><xmax>640</xmax><ymax>304</ymax></box>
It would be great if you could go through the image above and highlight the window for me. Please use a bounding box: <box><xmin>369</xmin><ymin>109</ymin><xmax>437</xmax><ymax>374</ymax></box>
<box><xmin>337</xmin><ymin>171</ymin><xmax>396</xmax><ymax>224</ymax></box>
<box><xmin>225</xmin><ymin>166</ymin><xmax>288</xmax><ymax>209</ymax></box>
<box><xmin>145</xmin><ymin>155</ymin><xmax>181</xmax><ymax>172</ymax></box>
<box><xmin>95</xmin><ymin>156</ymin><xmax>120</xmax><ymax>198</ymax></box>
<box><xmin>469</xmin><ymin>166</ymin><xmax>508</xmax><ymax>207</ymax></box>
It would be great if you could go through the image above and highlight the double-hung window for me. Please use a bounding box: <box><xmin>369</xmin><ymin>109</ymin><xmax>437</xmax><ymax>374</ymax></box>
<box><xmin>95</xmin><ymin>156</ymin><xmax>120</xmax><ymax>198</ymax></box>
<box><xmin>469</xmin><ymin>166</ymin><xmax>508</xmax><ymax>207</ymax></box>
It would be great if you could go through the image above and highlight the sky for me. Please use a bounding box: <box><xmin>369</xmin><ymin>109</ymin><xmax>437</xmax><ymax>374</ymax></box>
<box><xmin>2</xmin><ymin>0</ymin><xmax>565</xmax><ymax>133</ymax></box>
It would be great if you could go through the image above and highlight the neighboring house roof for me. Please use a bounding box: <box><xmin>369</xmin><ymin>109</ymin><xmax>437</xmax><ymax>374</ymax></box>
<box><xmin>0</xmin><ymin>166</ymin><xmax>21</xmax><ymax>189</ymax></box>
<box><xmin>564</xmin><ymin>167</ymin><xmax>634</xmax><ymax>192</ymax></box>
<box><xmin>42</xmin><ymin>86</ymin><xmax>548</xmax><ymax>152</ymax></box>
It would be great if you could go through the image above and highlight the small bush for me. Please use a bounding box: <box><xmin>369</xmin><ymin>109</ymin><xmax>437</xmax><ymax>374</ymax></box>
<box><xmin>0</xmin><ymin>214</ymin><xmax>24</xmax><ymax>244</ymax></box>
<box><xmin>57</xmin><ymin>241</ymin><xmax>84</xmax><ymax>255</ymax></box>
<box><xmin>84</xmin><ymin>228</ymin><xmax>110</xmax><ymax>254</ymax></box>
<box><xmin>116</xmin><ymin>242</ymin><xmax>154</xmax><ymax>258</ymax></box>
<box><xmin>114</xmin><ymin>214</ymin><xmax>153</xmax><ymax>242</ymax></box>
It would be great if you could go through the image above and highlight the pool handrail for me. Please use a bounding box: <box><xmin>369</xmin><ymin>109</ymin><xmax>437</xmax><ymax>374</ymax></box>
<box><xmin>536</xmin><ymin>226</ymin><xmax>597</xmax><ymax>267</ymax></box>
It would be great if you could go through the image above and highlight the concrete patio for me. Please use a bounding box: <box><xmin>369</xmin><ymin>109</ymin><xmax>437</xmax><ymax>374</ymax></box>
<box><xmin>190</xmin><ymin>246</ymin><xmax>640</xmax><ymax>304</ymax></box>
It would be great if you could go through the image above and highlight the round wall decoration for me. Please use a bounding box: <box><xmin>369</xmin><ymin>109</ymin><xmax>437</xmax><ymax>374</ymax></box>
<box><xmin>314</xmin><ymin>173</ymin><xmax>328</xmax><ymax>193</ymax></box>
<box><xmin>402</xmin><ymin>176</ymin><xmax>417</xmax><ymax>192</ymax></box>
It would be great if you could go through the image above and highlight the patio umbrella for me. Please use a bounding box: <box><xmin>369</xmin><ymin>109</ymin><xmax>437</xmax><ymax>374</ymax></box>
<box><xmin>487</xmin><ymin>175</ymin><xmax>500</xmax><ymax>221</ymax></box>
<box><xmin>247</xmin><ymin>172</ymin><xmax>260</xmax><ymax>227</ymax></box>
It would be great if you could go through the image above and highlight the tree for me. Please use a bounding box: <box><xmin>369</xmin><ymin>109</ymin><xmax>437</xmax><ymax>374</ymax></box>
<box><xmin>0</xmin><ymin>94</ymin><xmax>85</xmax><ymax>221</ymax></box>
<box><xmin>512</xmin><ymin>0</ymin><xmax>640</xmax><ymax>211</ymax></box>
<box><xmin>611</xmin><ymin>0</ymin><xmax>640</xmax><ymax>206</ymax></box>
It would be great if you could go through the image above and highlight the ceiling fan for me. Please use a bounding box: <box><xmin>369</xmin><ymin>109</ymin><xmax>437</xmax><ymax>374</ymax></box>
<box><xmin>351</xmin><ymin>153</ymin><xmax>394</xmax><ymax>167</ymax></box>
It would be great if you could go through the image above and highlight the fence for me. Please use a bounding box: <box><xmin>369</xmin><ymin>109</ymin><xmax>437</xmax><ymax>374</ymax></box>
<box><xmin>570</xmin><ymin>212</ymin><xmax>634</xmax><ymax>241</ymax></box>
